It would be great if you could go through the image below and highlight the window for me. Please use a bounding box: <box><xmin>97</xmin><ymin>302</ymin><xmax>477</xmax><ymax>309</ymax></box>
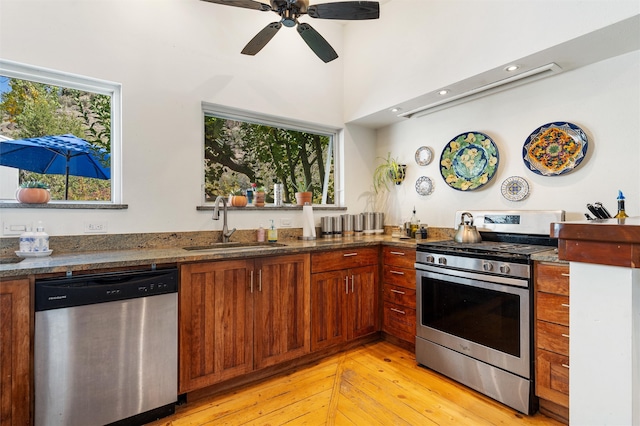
<box><xmin>203</xmin><ymin>103</ymin><xmax>338</xmax><ymax>206</ymax></box>
<box><xmin>0</xmin><ymin>59</ymin><xmax>121</xmax><ymax>203</ymax></box>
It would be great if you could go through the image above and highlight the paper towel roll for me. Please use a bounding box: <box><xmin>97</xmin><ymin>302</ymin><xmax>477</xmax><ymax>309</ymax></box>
<box><xmin>302</xmin><ymin>205</ymin><xmax>316</xmax><ymax>238</ymax></box>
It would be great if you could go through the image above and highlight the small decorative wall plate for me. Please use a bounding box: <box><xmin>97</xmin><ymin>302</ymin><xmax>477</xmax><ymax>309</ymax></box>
<box><xmin>415</xmin><ymin>176</ymin><xmax>434</xmax><ymax>196</ymax></box>
<box><xmin>415</xmin><ymin>146</ymin><xmax>433</xmax><ymax>166</ymax></box>
<box><xmin>440</xmin><ymin>132</ymin><xmax>499</xmax><ymax>191</ymax></box>
<box><xmin>501</xmin><ymin>176</ymin><xmax>529</xmax><ymax>201</ymax></box>
<box><xmin>522</xmin><ymin>122</ymin><xmax>588</xmax><ymax>176</ymax></box>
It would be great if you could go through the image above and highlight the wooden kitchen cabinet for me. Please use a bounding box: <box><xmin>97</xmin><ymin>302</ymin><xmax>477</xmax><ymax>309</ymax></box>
<box><xmin>381</xmin><ymin>246</ymin><xmax>416</xmax><ymax>347</ymax></box>
<box><xmin>534</xmin><ymin>261</ymin><xmax>570</xmax><ymax>424</ymax></box>
<box><xmin>179</xmin><ymin>254</ymin><xmax>310</xmax><ymax>393</ymax></box>
<box><xmin>310</xmin><ymin>247</ymin><xmax>379</xmax><ymax>351</ymax></box>
<box><xmin>0</xmin><ymin>278</ymin><xmax>31</xmax><ymax>426</ymax></box>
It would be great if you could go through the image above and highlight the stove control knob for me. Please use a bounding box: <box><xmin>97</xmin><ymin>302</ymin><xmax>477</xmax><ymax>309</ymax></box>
<box><xmin>482</xmin><ymin>262</ymin><xmax>493</xmax><ymax>271</ymax></box>
<box><xmin>425</xmin><ymin>255</ymin><xmax>435</xmax><ymax>263</ymax></box>
<box><xmin>438</xmin><ymin>257</ymin><xmax>447</xmax><ymax>265</ymax></box>
<box><xmin>499</xmin><ymin>264</ymin><xmax>510</xmax><ymax>274</ymax></box>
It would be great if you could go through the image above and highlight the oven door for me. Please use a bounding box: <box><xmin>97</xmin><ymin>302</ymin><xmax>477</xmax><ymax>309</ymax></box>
<box><xmin>416</xmin><ymin>265</ymin><xmax>531</xmax><ymax>378</ymax></box>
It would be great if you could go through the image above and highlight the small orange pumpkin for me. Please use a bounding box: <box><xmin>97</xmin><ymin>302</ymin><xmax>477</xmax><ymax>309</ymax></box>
<box><xmin>230</xmin><ymin>195</ymin><xmax>247</xmax><ymax>207</ymax></box>
<box><xmin>16</xmin><ymin>188</ymin><xmax>51</xmax><ymax>204</ymax></box>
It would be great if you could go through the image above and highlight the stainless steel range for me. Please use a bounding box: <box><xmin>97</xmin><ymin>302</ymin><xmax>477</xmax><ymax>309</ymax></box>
<box><xmin>415</xmin><ymin>210</ymin><xmax>564</xmax><ymax>415</ymax></box>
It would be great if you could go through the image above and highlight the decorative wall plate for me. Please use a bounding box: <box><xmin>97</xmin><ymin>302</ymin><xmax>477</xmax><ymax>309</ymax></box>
<box><xmin>415</xmin><ymin>176</ymin><xmax>434</xmax><ymax>196</ymax></box>
<box><xmin>440</xmin><ymin>132</ymin><xmax>499</xmax><ymax>191</ymax></box>
<box><xmin>415</xmin><ymin>146</ymin><xmax>433</xmax><ymax>166</ymax></box>
<box><xmin>501</xmin><ymin>176</ymin><xmax>529</xmax><ymax>201</ymax></box>
<box><xmin>523</xmin><ymin>122</ymin><xmax>588</xmax><ymax>176</ymax></box>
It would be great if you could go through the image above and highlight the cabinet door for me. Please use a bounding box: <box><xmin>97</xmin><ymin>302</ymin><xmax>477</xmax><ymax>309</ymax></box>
<box><xmin>311</xmin><ymin>270</ymin><xmax>348</xmax><ymax>351</ymax></box>
<box><xmin>536</xmin><ymin>348</ymin><xmax>570</xmax><ymax>408</ymax></box>
<box><xmin>179</xmin><ymin>260</ymin><xmax>253</xmax><ymax>393</ymax></box>
<box><xmin>0</xmin><ymin>278</ymin><xmax>31</xmax><ymax>426</ymax></box>
<box><xmin>254</xmin><ymin>254</ymin><xmax>310</xmax><ymax>370</ymax></box>
<box><xmin>348</xmin><ymin>264</ymin><xmax>378</xmax><ymax>340</ymax></box>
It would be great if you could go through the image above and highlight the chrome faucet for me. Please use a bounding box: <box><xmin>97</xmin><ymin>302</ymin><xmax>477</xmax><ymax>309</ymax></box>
<box><xmin>213</xmin><ymin>196</ymin><xmax>236</xmax><ymax>243</ymax></box>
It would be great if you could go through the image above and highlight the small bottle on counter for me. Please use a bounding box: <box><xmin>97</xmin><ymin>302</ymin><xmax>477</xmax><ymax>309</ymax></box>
<box><xmin>267</xmin><ymin>219</ymin><xmax>278</xmax><ymax>242</ymax></box>
<box><xmin>614</xmin><ymin>190</ymin><xmax>629</xmax><ymax>219</ymax></box>
<box><xmin>34</xmin><ymin>221</ymin><xmax>49</xmax><ymax>252</ymax></box>
<box><xmin>410</xmin><ymin>207</ymin><xmax>420</xmax><ymax>238</ymax></box>
<box><xmin>257</xmin><ymin>224</ymin><xmax>265</xmax><ymax>242</ymax></box>
<box><xmin>19</xmin><ymin>226</ymin><xmax>35</xmax><ymax>253</ymax></box>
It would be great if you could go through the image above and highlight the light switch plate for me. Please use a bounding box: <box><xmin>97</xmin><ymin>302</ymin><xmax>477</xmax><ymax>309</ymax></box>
<box><xmin>84</xmin><ymin>221</ymin><xmax>108</xmax><ymax>233</ymax></box>
<box><xmin>3</xmin><ymin>222</ymin><xmax>28</xmax><ymax>235</ymax></box>
<box><xmin>280</xmin><ymin>218</ymin><xmax>292</xmax><ymax>228</ymax></box>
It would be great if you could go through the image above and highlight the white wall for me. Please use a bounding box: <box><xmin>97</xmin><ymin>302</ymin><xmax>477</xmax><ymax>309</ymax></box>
<box><xmin>374</xmin><ymin>50</ymin><xmax>640</xmax><ymax>228</ymax></box>
<box><xmin>0</xmin><ymin>0</ymin><xmax>638</xmax><ymax>237</ymax></box>
<box><xmin>0</xmin><ymin>0</ymin><xmax>354</xmax><ymax>236</ymax></box>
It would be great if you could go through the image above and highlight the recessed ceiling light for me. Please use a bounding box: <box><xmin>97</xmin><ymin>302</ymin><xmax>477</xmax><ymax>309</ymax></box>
<box><xmin>438</xmin><ymin>90</ymin><xmax>449</xmax><ymax>96</ymax></box>
<box><xmin>505</xmin><ymin>65</ymin><xmax>519</xmax><ymax>72</ymax></box>
<box><xmin>390</xmin><ymin>107</ymin><xmax>401</xmax><ymax>113</ymax></box>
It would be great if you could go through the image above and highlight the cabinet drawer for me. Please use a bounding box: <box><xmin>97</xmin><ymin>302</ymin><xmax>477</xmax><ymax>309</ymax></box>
<box><xmin>383</xmin><ymin>284</ymin><xmax>416</xmax><ymax>308</ymax></box>
<box><xmin>537</xmin><ymin>292</ymin><xmax>570</xmax><ymax>326</ymax></box>
<box><xmin>536</xmin><ymin>348</ymin><xmax>569</xmax><ymax>408</ymax></box>
<box><xmin>383</xmin><ymin>265</ymin><xmax>415</xmax><ymax>289</ymax></box>
<box><xmin>382</xmin><ymin>246</ymin><xmax>416</xmax><ymax>269</ymax></box>
<box><xmin>535</xmin><ymin>262</ymin><xmax>569</xmax><ymax>296</ymax></box>
<box><xmin>536</xmin><ymin>320</ymin><xmax>569</xmax><ymax>356</ymax></box>
<box><xmin>311</xmin><ymin>247</ymin><xmax>378</xmax><ymax>273</ymax></box>
<box><xmin>382</xmin><ymin>301</ymin><xmax>416</xmax><ymax>343</ymax></box>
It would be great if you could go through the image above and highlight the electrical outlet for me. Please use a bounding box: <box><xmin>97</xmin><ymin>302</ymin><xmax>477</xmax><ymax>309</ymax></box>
<box><xmin>3</xmin><ymin>223</ymin><xmax>28</xmax><ymax>235</ymax></box>
<box><xmin>84</xmin><ymin>221</ymin><xmax>107</xmax><ymax>233</ymax></box>
<box><xmin>280</xmin><ymin>218</ymin><xmax>292</xmax><ymax>228</ymax></box>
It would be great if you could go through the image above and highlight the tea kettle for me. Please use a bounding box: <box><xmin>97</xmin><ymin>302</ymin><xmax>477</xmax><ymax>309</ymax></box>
<box><xmin>454</xmin><ymin>212</ymin><xmax>482</xmax><ymax>243</ymax></box>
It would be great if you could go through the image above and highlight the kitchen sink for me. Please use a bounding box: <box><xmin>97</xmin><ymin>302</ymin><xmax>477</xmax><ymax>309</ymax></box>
<box><xmin>183</xmin><ymin>242</ymin><xmax>286</xmax><ymax>251</ymax></box>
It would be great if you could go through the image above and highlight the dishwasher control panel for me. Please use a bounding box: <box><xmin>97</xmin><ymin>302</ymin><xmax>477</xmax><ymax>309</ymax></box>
<box><xmin>35</xmin><ymin>268</ymin><xmax>178</xmax><ymax>311</ymax></box>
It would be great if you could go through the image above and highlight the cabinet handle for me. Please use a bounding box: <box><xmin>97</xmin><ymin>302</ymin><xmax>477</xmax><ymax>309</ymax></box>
<box><xmin>351</xmin><ymin>275</ymin><xmax>355</xmax><ymax>293</ymax></box>
<box><xmin>390</xmin><ymin>251</ymin><xmax>406</xmax><ymax>256</ymax></box>
<box><xmin>561</xmin><ymin>364</ymin><xmax>570</xmax><ymax>369</ymax></box>
<box><xmin>250</xmin><ymin>270</ymin><xmax>254</xmax><ymax>293</ymax></box>
<box><xmin>345</xmin><ymin>276</ymin><xmax>349</xmax><ymax>294</ymax></box>
<box><xmin>390</xmin><ymin>308</ymin><xmax>406</xmax><ymax>315</ymax></box>
<box><xmin>561</xmin><ymin>334</ymin><xmax>570</xmax><ymax>338</ymax></box>
<box><xmin>390</xmin><ymin>270</ymin><xmax>405</xmax><ymax>275</ymax></box>
<box><xmin>259</xmin><ymin>269</ymin><xmax>262</xmax><ymax>292</ymax></box>
<box><xmin>561</xmin><ymin>303</ymin><xmax>570</xmax><ymax>308</ymax></box>
<box><xmin>343</xmin><ymin>253</ymin><xmax>358</xmax><ymax>257</ymax></box>
<box><xmin>561</xmin><ymin>273</ymin><xmax>570</xmax><ymax>277</ymax></box>
<box><xmin>390</xmin><ymin>289</ymin><xmax>406</xmax><ymax>295</ymax></box>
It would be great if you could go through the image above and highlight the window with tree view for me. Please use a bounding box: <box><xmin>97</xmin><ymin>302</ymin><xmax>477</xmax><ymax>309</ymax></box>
<box><xmin>204</xmin><ymin>111</ymin><xmax>335</xmax><ymax>206</ymax></box>
<box><xmin>0</xmin><ymin>61</ymin><xmax>119</xmax><ymax>203</ymax></box>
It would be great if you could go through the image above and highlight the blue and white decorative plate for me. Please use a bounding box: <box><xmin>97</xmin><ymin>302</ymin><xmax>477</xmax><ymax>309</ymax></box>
<box><xmin>415</xmin><ymin>176</ymin><xmax>434</xmax><ymax>196</ymax></box>
<box><xmin>523</xmin><ymin>122</ymin><xmax>588</xmax><ymax>176</ymax></box>
<box><xmin>501</xmin><ymin>176</ymin><xmax>529</xmax><ymax>201</ymax></box>
<box><xmin>440</xmin><ymin>132</ymin><xmax>499</xmax><ymax>191</ymax></box>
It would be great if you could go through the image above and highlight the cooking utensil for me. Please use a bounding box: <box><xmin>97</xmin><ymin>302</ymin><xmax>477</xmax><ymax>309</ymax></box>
<box><xmin>594</xmin><ymin>202</ymin><xmax>612</xmax><ymax>218</ymax></box>
<box><xmin>454</xmin><ymin>212</ymin><xmax>482</xmax><ymax>243</ymax></box>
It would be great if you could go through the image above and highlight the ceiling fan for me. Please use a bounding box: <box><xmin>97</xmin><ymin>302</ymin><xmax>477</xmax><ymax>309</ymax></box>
<box><xmin>201</xmin><ymin>0</ymin><xmax>380</xmax><ymax>63</ymax></box>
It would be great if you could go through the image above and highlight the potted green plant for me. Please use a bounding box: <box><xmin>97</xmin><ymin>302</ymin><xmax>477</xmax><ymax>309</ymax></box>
<box><xmin>16</xmin><ymin>181</ymin><xmax>51</xmax><ymax>204</ymax></box>
<box><xmin>254</xmin><ymin>186</ymin><xmax>266</xmax><ymax>207</ymax></box>
<box><xmin>373</xmin><ymin>152</ymin><xmax>406</xmax><ymax>193</ymax></box>
<box><xmin>294</xmin><ymin>179</ymin><xmax>313</xmax><ymax>206</ymax></box>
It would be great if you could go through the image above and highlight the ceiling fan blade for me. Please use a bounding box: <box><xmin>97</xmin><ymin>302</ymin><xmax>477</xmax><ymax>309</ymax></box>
<box><xmin>307</xmin><ymin>1</ymin><xmax>379</xmax><ymax>20</ymax></box>
<box><xmin>241</xmin><ymin>22</ymin><xmax>282</xmax><ymax>55</ymax></box>
<box><xmin>297</xmin><ymin>22</ymin><xmax>338</xmax><ymax>63</ymax></box>
<box><xmin>200</xmin><ymin>0</ymin><xmax>271</xmax><ymax>12</ymax></box>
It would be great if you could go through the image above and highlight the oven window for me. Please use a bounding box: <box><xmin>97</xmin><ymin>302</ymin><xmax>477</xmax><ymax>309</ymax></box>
<box><xmin>421</xmin><ymin>277</ymin><xmax>520</xmax><ymax>357</ymax></box>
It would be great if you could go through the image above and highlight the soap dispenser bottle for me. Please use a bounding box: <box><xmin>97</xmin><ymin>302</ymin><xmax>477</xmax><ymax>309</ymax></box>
<box><xmin>34</xmin><ymin>221</ymin><xmax>49</xmax><ymax>252</ymax></box>
<box><xmin>257</xmin><ymin>224</ymin><xmax>265</xmax><ymax>242</ymax></box>
<box><xmin>267</xmin><ymin>219</ymin><xmax>278</xmax><ymax>242</ymax></box>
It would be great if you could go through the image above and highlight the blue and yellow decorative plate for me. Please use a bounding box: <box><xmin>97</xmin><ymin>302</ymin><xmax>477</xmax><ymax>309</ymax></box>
<box><xmin>440</xmin><ymin>132</ymin><xmax>499</xmax><ymax>191</ymax></box>
<box><xmin>523</xmin><ymin>122</ymin><xmax>588</xmax><ymax>176</ymax></box>
<box><xmin>501</xmin><ymin>176</ymin><xmax>529</xmax><ymax>201</ymax></box>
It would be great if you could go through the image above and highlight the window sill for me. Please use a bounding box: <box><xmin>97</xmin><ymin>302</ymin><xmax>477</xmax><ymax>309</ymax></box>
<box><xmin>197</xmin><ymin>204</ymin><xmax>346</xmax><ymax>212</ymax></box>
<box><xmin>0</xmin><ymin>202</ymin><xmax>128</xmax><ymax>209</ymax></box>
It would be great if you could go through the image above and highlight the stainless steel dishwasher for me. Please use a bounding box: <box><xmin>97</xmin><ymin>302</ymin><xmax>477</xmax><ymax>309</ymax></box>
<box><xmin>34</xmin><ymin>268</ymin><xmax>178</xmax><ymax>426</ymax></box>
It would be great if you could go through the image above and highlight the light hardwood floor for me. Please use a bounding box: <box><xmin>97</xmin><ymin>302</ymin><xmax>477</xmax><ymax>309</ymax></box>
<box><xmin>149</xmin><ymin>340</ymin><xmax>561</xmax><ymax>425</ymax></box>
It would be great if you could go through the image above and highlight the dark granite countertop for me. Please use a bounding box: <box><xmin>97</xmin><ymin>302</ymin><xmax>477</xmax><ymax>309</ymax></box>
<box><xmin>0</xmin><ymin>236</ymin><xmax>422</xmax><ymax>279</ymax></box>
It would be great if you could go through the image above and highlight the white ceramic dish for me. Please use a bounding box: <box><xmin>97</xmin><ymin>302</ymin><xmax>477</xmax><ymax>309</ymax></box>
<box><xmin>15</xmin><ymin>249</ymin><xmax>53</xmax><ymax>258</ymax></box>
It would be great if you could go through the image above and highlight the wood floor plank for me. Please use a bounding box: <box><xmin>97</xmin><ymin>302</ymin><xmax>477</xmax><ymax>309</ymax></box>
<box><xmin>148</xmin><ymin>341</ymin><xmax>561</xmax><ymax>426</ymax></box>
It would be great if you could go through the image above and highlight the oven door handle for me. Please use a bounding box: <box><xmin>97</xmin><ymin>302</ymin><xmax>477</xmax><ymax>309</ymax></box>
<box><xmin>415</xmin><ymin>264</ymin><xmax>529</xmax><ymax>289</ymax></box>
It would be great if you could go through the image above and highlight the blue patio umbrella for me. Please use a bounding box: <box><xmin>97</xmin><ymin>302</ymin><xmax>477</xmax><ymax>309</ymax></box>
<box><xmin>0</xmin><ymin>134</ymin><xmax>110</xmax><ymax>200</ymax></box>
